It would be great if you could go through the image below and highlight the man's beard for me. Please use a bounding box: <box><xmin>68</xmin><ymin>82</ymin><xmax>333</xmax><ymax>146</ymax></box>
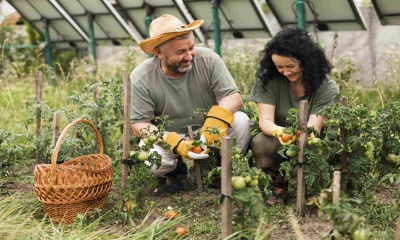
<box><xmin>165</xmin><ymin>57</ymin><xmax>194</xmax><ymax>74</ymax></box>
<box><xmin>177</xmin><ymin>64</ymin><xmax>192</xmax><ymax>73</ymax></box>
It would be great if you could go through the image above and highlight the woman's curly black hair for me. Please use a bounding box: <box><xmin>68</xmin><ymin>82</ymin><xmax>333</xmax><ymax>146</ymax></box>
<box><xmin>257</xmin><ymin>26</ymin><xmax>331</xmax><ymax>98</ymax></box>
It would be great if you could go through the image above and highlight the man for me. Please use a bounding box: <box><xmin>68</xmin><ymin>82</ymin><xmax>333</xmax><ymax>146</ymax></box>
<box><xmin>130</xmin><ymin>14</ymin><xmax>251</xmax><ymax>193</ymax></box>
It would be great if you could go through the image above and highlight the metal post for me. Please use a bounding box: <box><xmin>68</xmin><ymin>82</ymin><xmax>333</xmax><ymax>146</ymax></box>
<box><xmin>297</xmin><ymin>0</ymin><xmax>306</xmax><ymax>30</ymax></box>
<box><xmin>43</xmin><ymin>18</ymin><xmax>55</xmax><ymax>86</ymax></box>
<box><xmin>87</xmin><ymin>13</ymin><xmax>97</xmax><ymax>62</ymax></box>
<box><xmin>212</xmin><ymin>0</ymin><xmax>221</xmax><ymax>56</ymax></box>
<box><xmin>145</xmin><ymin>4</ymin><xmax>153</xmax><ymax>58</ymax></box>
<box><xmin>145</xmin><ymin>15</ymin><xmax>152</xmax><ymax>38</ymax></box>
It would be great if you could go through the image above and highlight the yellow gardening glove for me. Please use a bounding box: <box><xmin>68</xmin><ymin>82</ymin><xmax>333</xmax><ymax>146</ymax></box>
<box><xmin>165</xmin><ymin>132</ymin><xmax>190</xmax><ymax>159</ymax></box>
<box><xmin>308</xmin><ymin>132</ymin><xmax>315</xmax><ymax>140</ymax></box>
<box><xmin>201</xmin><ymin>106</ymin><xmax>234</xmax><ymax>145</ymax></box>
<box><xmin>270</xmin><ymin>126</ymin><xmax>284</xmax><ymax>138</ymax></box>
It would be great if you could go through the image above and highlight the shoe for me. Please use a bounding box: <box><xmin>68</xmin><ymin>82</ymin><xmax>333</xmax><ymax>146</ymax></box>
<box><xmin>265</xmin><ymin>186</ymin><xmax>287</xmax><ymax>206</ymax></box>
<box><xmin>164</xmin><ymin>158</ymin><xmax>187</xmax><ymax>194</ymax></box>
<box><xmin>209</xmin><ymin>176</ymin><xmax>221</xmax><ymax>189</ymax></box>
<box><xmin>165</xmin><ymin>175</ymin><xmax>185</xmax><ymax>193</ymax></box>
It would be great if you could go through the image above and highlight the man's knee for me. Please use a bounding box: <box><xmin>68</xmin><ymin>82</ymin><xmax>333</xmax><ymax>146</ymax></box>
<box><xmin>229</xmin><ymin>111</ymin><xmax>252</xmax><ymax>149</ymax></box>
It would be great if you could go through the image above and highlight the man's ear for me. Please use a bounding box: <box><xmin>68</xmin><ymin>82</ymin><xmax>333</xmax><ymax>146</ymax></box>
<box><xmin>154</xmin><ymin>48</ymin><xmax>162</xmax><ymax>58</ymax></box>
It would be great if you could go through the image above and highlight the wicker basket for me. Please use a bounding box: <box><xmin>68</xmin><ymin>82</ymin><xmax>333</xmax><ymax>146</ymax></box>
<box><xmin>34</xmin><ymin>118</ymin><xmax>113</xmax><ymax>224</ymax></box>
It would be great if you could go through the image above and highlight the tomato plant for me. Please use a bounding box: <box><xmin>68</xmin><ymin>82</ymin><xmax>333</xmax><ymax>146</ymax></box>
<box><xmin>317</xmin><ymin>188</ymin><xmax>371</xmax><ymax>239</ymax></box>
<box><xmin>122</xmin><ymin>124</ymin><xmax>164</xmax><ymax>217</ymax></box>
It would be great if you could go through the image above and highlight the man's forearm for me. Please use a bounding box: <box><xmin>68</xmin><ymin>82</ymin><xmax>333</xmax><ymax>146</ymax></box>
<box><xmin>131</xmin><ymin>122</ymin><xmax>158</xmax><ymax>137</ymax></box>
<box><xmin>218</xmin><ymin>93</ymin><xmax>243</xmax><ymax>113</ymax></box>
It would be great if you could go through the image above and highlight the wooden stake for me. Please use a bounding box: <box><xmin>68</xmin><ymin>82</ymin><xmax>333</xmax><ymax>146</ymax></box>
<box><xmin>395</xmin><ymin>214</ymin><xmax>400</xmax><ymax>240</ymax></box>
<box><xmin>93</xmin><ymin>87</ymin><xmax>100</xmax><ymax>127</ymax></box>
<box><xmin>333</xmin><ymin>171</ymin><xmax>341</xmax><ymax>204</ymax></box>
<box><xmin>51</xmin><ymin>111</ymin><xmax>61</xmax><ymax>148</ymax></box>
<box><xmin>188</xmin><ymin>126</ymin><xmax>203</xmax><ymax>192</ymax></box>
<box><xmin>297</xmin><ymin>100</ymin><xmax>308</xmax><ymax>215</ymax></box>
<box><xmin>340</xmin><ymin>97</ymin><xmax>348</xmax><ymax>192</ymax></box>
<box><xmin>121</xmin><ymin>69</ymin><xmax>131</xmax><ymax>196</ymax></box>
<box><xmin>35</xmin><ymin>71</ymin><xmax>43</xmax><ymax>164</ymax></box>
<box><xmin>221</xmin><ymin>137</ymin><xmax>233</xmax><ymax>239</ymax></box>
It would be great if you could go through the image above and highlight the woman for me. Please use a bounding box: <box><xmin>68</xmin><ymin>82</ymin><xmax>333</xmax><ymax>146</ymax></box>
<box><xmin>249</xmin><ymin>27</ymin><xmax>339</xmax><ymax>205</ymax></box>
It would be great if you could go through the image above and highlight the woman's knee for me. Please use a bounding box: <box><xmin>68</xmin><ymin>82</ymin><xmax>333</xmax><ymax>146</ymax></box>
<box><xmin>251</xmin><ymin>132</ymin><xmax>281</xmax><ymax>167</ymax></box>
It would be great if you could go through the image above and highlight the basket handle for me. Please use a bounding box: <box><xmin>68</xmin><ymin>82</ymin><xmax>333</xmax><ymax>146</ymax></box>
<box><xmin>46</xmin><ymin>118</ymin><xmax>104</xmax><ymax>193</ymax></box>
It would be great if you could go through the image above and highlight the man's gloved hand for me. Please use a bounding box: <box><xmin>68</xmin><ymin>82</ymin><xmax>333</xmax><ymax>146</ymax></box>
<box><xmin>270</xmin><ymin>126</ymin><xmax>284</xmax><ymax>138</ymax></box>
<box><xmin>165</xmin><ymin>132</ymin><xmax>190</xmax><ymax>159</ymax></box>
<box><xmin>201</xmin><ymin>106</ymin><xmax>234</xmax><ymax>145</ymax></box>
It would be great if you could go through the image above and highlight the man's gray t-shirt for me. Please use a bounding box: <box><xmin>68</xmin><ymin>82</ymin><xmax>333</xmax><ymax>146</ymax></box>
<box><xmin>249</xmin><ymin>75</ymin><xmax>339</xmax><ymax>126</ymax></box>
<box><xmin>130</xmin><ymin>47</ymin><xmax>239</xmax><ymax>133</ymax></box>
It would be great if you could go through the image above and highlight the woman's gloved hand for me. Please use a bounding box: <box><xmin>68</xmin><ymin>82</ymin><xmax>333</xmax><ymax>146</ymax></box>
<box><xmin>270</xmin><ymin>126</ymin><xmax>284</xmax><ymax>138</ymax></box>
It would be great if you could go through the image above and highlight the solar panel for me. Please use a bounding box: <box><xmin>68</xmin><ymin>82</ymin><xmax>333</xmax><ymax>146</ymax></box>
<box><xmin>371</xmin><ymin>0</ymin><xmax>400</xmax><ymax>25</ymax></box>
<box><xmin>182</xmin><ymin>0</ymin><xmax>274</xmax><ymax>40</ymax></box>
<box><xmin>7</xmin><ymin>0</ymin><xmax>89</xmax><ymax>48</ymax></box>
<box><xmin>265</xmin><ymin>0</ymin><xmax>367</xmax><ymax>31</ymax></box>
<box><xmin>53</xmin><ymin>0</ymin><xmax>142</xmax><ymax>46</ymax></box>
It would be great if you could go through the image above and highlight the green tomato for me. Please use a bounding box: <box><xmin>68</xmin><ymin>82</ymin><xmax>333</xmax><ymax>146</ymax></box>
<box><xmin>364</xmin><ymin>151</ymin><xmax>372</xmax><ymax>158</ymax></box>
<box><xmin>233</xmin><ymin>154</ymin><xmax>241</xmax><ymax>160</ymax></box>
<box><xmin>244</xmin><ymin>176</ymin><xmax>252</xmax><ymax>183</ymax></box>
<box><xmin>286</xmin><ymin>150</ymin><xmax>297</xmax><ymax>158</ymax></box>
<box><xmin>365</xmin><ymin>141</ymin><xmax>374</xmax><ymax>150</ymax></box>
<box><xmin>386</xmin><ymin>154</ymin><xmax>397</xmax><ymax>164</ymax></box>
<box><xmin>137</xmin><ymin>151</ymin><xmax>149</xmax><ymax>161</ymax></box>
<box><xmin>149</xmin><ymin>135</ymin><xmax>158</xmax><ymax>143</ymax></box>
<box><xmin>312</xmin><ymin>138</ymin><xmax>321</xmax><ymax>145</ymax></box>
<box><xmin>143</xmin><ymin>137</ymin><xmax>152</xmax><ymax>145</ymax></box>
<box><xmin>248</xmin><ymin>179</ymin><xmax>259</xmax><ymax>187</ymax></box>
<box><xmin>307</xmin><ymin>139</ymin><xmax>314</xmax><ymax>146</ymax></box>
<box><xmin>232</xmin><ymin>147</ymin><xmax>241</xmax><ymax>155</ymax></box>
<box><xmin>232</xmin><ymin>176</ymin><xmax>246</xmax><ymax>190</ymax></box>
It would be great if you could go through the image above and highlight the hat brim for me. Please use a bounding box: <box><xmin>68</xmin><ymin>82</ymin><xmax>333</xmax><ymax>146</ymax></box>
<box><xmin>140</xmin><ymin>19</ymin><xmax>204</xmax><ymax>55</ymax></box>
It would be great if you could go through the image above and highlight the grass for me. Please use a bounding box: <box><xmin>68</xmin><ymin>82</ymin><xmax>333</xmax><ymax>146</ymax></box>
<box><xmin>0</xmin><ymin>191</ymin><xmax>189</xmax><ymax>239</ymax></box>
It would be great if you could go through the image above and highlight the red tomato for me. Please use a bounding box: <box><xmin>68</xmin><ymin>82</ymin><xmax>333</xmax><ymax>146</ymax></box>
<box><xmin>165</xmin><ymin>210</ymin><xmax>178</xmax><ymax>220</ymax></box>
<box><xmin>191</xmin><ymin>146</ymin><xmax>202</xmax><ymax>154</ymax></box>
<box><xmin>175</xmin><ymin>227</ymin><xmax>187</xmax><ymax>236</ymax></box>
<box><xmin>281</xmin><ymin>132</ymin><xmax>293</xmax><ymax>143</ymax></box>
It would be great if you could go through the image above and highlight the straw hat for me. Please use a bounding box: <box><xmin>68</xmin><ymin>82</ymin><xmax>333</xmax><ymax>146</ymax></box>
<box><xmin>139</xmin><ymin>14</ymin><xmax>204</xmax><ymax>55</ymax></box>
